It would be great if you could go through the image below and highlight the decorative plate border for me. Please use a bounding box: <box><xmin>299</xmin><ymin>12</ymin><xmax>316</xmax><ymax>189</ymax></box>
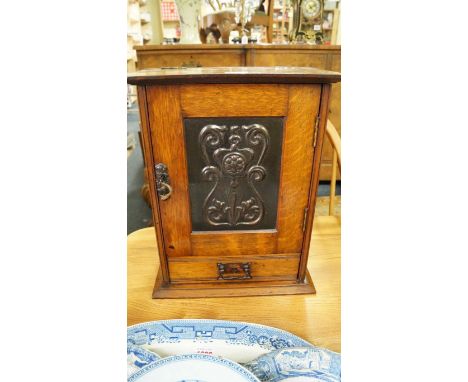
<box><xmin>243</xmin><ymin>347</ymin><xmax>341</xmax><ymax>382</ymax></box>
<box><xmin>127</xmin><ymin>319</ymin><xmax>314</xmax><ymax>352</ymax></box>
<box><xmin>127</xmin><ymin>343</ymin><xmax>161</xmax><ymax>376</ymax></box>
<box><xmin>128</xmin><ymin>353</ymin><xmax>260</xmax><ymax>382</ymax></box>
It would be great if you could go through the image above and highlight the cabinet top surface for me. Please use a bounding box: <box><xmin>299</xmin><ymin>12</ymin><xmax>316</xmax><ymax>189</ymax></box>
<box><xmin>127</xmin><ymin>66</ymin><xmax>341</xmax><ymax>85</ymax></box>
<box><xmin>134</xmin><ymin>44</ymin><xmax>341</xmax><ymax>51</ymax></box>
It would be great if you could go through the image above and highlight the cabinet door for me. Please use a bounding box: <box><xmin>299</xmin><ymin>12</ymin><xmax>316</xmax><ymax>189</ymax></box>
<box><xmin>145</xmin><ymin>84</ymin><xmax>322</xmax><ymax>258</ymax></box>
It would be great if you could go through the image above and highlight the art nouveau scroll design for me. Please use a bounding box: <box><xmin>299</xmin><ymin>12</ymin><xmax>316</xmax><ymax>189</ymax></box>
<box><xmin>199</xmin><ymin>124</ymin><xmax>270</xmax><ymax>227</ymax></box>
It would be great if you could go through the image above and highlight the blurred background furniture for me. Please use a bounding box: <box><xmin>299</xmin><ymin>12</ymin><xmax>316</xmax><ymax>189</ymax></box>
<box><xmin>326</xmin><ymin>119</ymin><xmax>341</xmax><ymax>215</ymax></box>
<box><xmin>202</xmin><ymin>5</ymin><xmax>275</xmax><ymax>43</ymax></box>
<box><xmin>322</xmin><ymin>7</ymin><xmax>340</xmax><ymax>43</ymax></box>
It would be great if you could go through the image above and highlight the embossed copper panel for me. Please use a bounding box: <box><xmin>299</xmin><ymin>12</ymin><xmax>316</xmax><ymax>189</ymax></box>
<box><xmin>184</xmin><ymin>117</ymin><xmax>284</xmax><ymax>231</ymax></box>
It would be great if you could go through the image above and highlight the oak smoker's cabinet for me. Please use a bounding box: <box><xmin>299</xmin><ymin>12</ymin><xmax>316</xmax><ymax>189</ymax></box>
<box><xmin>128</xmin><ymin>67</ymin><xmax>341</xmax><ymax>298</ymax></box>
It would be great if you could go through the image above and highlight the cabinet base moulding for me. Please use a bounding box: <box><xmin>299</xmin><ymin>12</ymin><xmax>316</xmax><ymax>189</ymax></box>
<box><xmin>152</xmin><ymin>269</ymin><xmax>316</xmax><ymax>298</ymax></box>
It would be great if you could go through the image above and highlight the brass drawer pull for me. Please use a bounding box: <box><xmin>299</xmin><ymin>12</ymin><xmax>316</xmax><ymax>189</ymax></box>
<box><xmin>217</xmin><ymin>262</ymin><xmax>252</xmax><ymax>280</ymax></box>
<box><xmin>155</xmin><ymin>163</ymin><xmax>172</xmax><ymax>200</ymax></box>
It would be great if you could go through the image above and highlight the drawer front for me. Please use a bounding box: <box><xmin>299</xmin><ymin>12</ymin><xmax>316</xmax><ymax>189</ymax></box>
<box><xmin>168</xmin><ymin>255</ymin><xmax>300</xmax><ymax>283</ymax></box>
<box><xmin>137</xmin><ymin>51</ymin><xmax>244</xmax><ymax>69</ymax></box>
<box><xmin>251</xmin><ymin>51</ymin><xmax>328</xmax><ymax>69</ymax></box>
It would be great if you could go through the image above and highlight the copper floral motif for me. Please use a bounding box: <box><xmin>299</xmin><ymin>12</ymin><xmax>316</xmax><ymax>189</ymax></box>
<box><xmin>199</xmin><ymin>124</ymin><xmax>269</xmax><ymax>227</ymax></box>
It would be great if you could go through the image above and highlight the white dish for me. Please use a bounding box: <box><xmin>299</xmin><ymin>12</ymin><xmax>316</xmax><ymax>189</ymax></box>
<box><xmin>127</xmin><ymin>319</ymin><xmax>313</xmax><ymax>364</ymax></box>
<box><xmin>128</xmin><ymin>353</ymin><xmax>260</xmax><ymax>382</ymax></box>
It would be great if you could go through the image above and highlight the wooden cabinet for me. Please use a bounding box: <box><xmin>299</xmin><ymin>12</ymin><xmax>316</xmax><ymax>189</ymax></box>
<box><xmin>128</xmin><ymin>67</ymin><xmax>341</xmax><ymax>298</ymax></box>
<box><xmin>135</xmin><ymin>44</ymin><xmax>341</xmax><ymax>180</ymax></box>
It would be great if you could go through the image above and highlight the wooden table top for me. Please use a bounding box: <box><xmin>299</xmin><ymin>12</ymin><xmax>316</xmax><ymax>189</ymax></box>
<box><xmin>127</xmin><ymin>66</ymin><xmax>341</xmax><ymax>85</ymax></box>
<box><xmin>128</xmin><ymin>216</ymin><xmax>341</xmax><ymax>352</ymax></box>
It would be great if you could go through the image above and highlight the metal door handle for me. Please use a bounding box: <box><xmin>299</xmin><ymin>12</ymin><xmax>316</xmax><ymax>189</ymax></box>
<box><xmin>158</xmin><ymin>181</ymin><xmax>172</xmax><ymax>200</ymax></box>
<box><xmin>155</xmin><ymin>163</ymin><xmax>172</xmax><ymax>200</ymax></box>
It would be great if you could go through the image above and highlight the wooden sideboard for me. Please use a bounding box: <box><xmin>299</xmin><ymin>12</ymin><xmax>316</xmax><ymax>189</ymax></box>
<box><xmin>135</xmin><ymin>44</ymin><xmax>341</xmax><ymax>180</ymax></box>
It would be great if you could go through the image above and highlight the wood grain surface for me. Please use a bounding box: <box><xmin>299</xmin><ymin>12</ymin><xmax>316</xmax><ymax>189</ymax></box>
<box><xmin>146</xmin><ymin>85</ymin><xmax>192</xmax><ymax>257</ymax></box>
<box><xmin>190</xmin><ymin>230</ymin><xmax>278</xmax><ymax>257</ymax></box>
<box><xmin>180</xmin><ymin>84</ymin><xmax>289</xmax><ymax>117</ymax></box>
<box><xmin>138</xmin><ymin>51</ymin><xmax>245</xmax><ymax>69</ymax></box>
<box><xmin>250</xmin><ymin>50</ymin><xmax>327</xmax><ymax>68</ymax></box>
<box><xmin>137</xmin><ymin>86</ymin><xmax>170</xmax><ymax>281</ymax></box>
<box><xmin>152</xmin><ymin>270</ymin><xmax>316</xmax><ymax>298</ymax></box>
<box><xmin>127</xmin><ymin>66</ymin><xmax>341</xmax><ymax>86</ymax></box>
<box><xmin>127</xmin><ymin>216</ymin><xmax>341</xmax><ymax>352</ymax></box>
<box><xmin>168</xmin><ymin>255</ymin><xmax>300</xmax><ymax>282</ymax></box>
<box><xmin>276</xmin><ymin>85</ymin><xmax>321</xmax><ymax>253</ymax></box>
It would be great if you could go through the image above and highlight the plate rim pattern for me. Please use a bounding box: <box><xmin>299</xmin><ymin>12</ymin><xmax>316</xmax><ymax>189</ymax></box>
<box><xmin>127</xmin><ymin>319</ymin><xmax>314</xmax><ymax>350</ymax></box>
<box><xmin>127</xmin><ymin>353</ymin><xmax>260</xmax><ymax>382</ymax></box>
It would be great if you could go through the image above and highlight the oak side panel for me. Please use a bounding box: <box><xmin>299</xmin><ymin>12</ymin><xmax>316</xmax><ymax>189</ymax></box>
<box><xmin>179</xmin><ymin>84</ymin><xmax>289</xmax><ymax>117</ymax></box>
<box><xmin>146</xmin><ymin>85</ymin><xmax>192</xmax><ymax>257</ymax></box>
<box><xmin>136</xmin><ymin>86</ymin><xmax>170</xmax><ymax>282</ymax></box>
<box><xmin>276</xmin><ymin>85</ymin><xmax>322</xmax><ymax>253</ymax></box>
<box><xmin>299</xmin><ymin>84</ymin><xmax>332</xmax><ymax>280</ymax></box>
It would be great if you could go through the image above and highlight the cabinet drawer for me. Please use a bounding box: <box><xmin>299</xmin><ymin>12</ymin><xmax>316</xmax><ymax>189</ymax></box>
<box><xmin>168</xmin><ymin>255</ymin><xmax>300</xmax><ymax>283</ymax></box>
<box><xmin>137</xmin><ymin>51</ymin><xmax>244</xmax><ymax>69</ymax></box>
<box><xmin>251</xmin><ymin>51</ymin><xmax>328</xmax><ymax>69</ymax></box>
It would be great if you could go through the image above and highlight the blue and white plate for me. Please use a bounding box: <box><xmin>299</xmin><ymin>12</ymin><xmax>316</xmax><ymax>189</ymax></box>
<box><xmin>127</xmin><ymin>319</ymin><xmax>313</xmax><ymax>364</ymax></box>
<box><xmin>243</xmin><ymin>347</ymin><xmax>341</xmax><ymax>382</ymax></box>
<box><xmin>127</xmin><ymin>344</ymin><xmax>161</xmax><ymax>378</ymax></box>
<box><xmin>128</xmin><ymin>353</ymin><xmax>260</xmax><ymax>382</ymax></box>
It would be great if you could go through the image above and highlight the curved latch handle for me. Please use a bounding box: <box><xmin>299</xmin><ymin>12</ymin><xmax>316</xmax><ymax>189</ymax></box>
<box><xmin>158</xmin><ymin>181</ymin><xmax>172</xmax><ymax>201</ymax></box>
<box><xmin>155</xmin><ymin>163</ymin><xmax>172</xmax><ymax>201</ymax></box>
